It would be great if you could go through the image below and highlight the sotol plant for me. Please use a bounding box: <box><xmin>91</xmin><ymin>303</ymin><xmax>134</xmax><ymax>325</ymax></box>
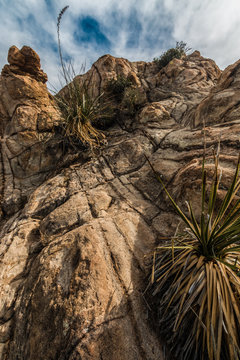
<box><xmin>147</xmin><ymin>148</ymin><xmax>240</xmax><ymax>360</ymax></box>
<box><xmin>55</xmin><ymin>6</ymin><xmax>109</xmax><ymax>149</ymax></box>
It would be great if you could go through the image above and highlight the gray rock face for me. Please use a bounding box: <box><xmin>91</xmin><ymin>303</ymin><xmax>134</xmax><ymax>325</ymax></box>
<box><xmin>0</xmin><ymin>47</ymin><xmax>240</xmax><ymax>359</ymax></box>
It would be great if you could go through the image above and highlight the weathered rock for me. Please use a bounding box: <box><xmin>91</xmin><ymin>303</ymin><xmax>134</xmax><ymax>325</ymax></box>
<box><xmin>1</xmin><ymin>46</ymin><xmax>240</xmax><ymax>359</ymax></box>
<box><xmin>189</xmin><ymin>59</ymin><xmax>240</xmax><ymax>127</ymax></box>
<box><xmin>7</xmin><ymin>46</ymin><xmax>25</xmax><ymax>67</ymax></box>
<box><xmin>2</xmin><ymin>45</ymin><xmax>47</xmax><ymax>83</ymax></box>
<box><xmin>0</xmin><ymin>46</ymin><xmax>64</xmax><ymax>216</ymax></box>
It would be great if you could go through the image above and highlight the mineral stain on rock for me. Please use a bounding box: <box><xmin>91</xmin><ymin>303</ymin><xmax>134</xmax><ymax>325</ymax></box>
<box><xmin>0</xmin><ymin>45</ymin><xmax>240</xmax><ymax>359</ymax></box>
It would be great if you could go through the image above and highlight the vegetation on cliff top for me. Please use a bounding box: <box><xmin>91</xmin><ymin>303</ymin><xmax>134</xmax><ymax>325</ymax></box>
<box><xmin>154</xmin><ymin>41</ymin><xmax>191</xmax><ymax>70</ymax></box>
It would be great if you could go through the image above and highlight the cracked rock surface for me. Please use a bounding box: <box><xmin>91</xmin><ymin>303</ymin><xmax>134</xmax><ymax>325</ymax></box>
<box><xmin>0</xmin><ymin>46</ymin><xmax>240</xmax><ymax>359</ymax></box>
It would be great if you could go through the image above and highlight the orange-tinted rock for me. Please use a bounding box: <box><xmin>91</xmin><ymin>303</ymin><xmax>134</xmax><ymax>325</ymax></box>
<box><xmin>7</xmin><ymin>45</ymin><xmax>25</xmax><ymax>66</ymax></box>
<box><xmin>2</xmin><ymin>45</ymin><xmax>47</xmax><ymax>83</ymax></box>
<box><xmin>0</xmin><ymin>46</ymin><xmax>61</xmax><ymax>216</ymax></box>
<box><xmin>1</xmin><ymin>45</ymin><xmax>240</xmax><ymax>360</ymax></box>
<box><xmin>20</xmin><ymin>45</ymin><xmax>41</xmax><ymax>70</ymax></box>
<box><xmin>190</xmin><ymin>59</ymin><xmax>240</xmax><ymax>127</ymax></box>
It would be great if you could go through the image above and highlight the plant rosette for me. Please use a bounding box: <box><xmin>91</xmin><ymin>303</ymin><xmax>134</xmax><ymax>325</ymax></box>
<box><xmin>146</xmin><ymin>150</ymin><xmax>240</xmax><ymax>360</ymax></box>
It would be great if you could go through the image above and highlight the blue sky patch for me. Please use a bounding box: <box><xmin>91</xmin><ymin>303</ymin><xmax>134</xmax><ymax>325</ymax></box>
<box><xmin>125</xmin><ymin>11</ymin><xmax>142</xmax><ymax>48</ymax></box>
<box><xmin>16</xmin><ymin>14</ymin><xmax>58</xmax><ymax>54</ymax></box>
<box><xmin>74</xmin><ymin>16</ymin><xmax>111</xmax><ymax>51</ymax></box>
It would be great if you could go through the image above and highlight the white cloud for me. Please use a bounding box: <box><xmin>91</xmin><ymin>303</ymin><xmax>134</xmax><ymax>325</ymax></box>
<box><xmin>164</xmin><ymin>0</ymin><xmax>240</xmax><ymax>68</ymax></box>
<box><xmin>0</xmin><ymin>0</ymin><xmax>240</xmax><ymax>92</ymax></box>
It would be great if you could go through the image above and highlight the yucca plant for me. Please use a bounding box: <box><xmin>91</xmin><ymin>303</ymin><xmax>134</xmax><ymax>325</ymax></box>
<box><xmin>55</xmin><ymin>6</ymin><xmax>108</xmax><ymax>149</ymax></box>
<box><xmin>55</xmin><ymin>81</ymin><xmax>108</xmax><ymax>148</ymax></box>
<box><xmin>146</xmin><ymin>149</ymin><xmax>240</xmax><ymax>360</ymax></box>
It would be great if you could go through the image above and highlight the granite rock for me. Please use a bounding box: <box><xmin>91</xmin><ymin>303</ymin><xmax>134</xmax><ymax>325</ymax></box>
<box><xmin>0</xmin><ymin>47</ymin><xmax>240</xmax><ymax>359</ymax></box>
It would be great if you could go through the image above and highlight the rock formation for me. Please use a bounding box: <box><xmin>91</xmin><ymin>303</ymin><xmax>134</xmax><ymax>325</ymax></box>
<box><xmin>0</xmin><ymin>46</ymin><xmax>64</xmax><ymax>217</ymax></box>
<box><xmin>0</xmin><ymin>45</ymin><xmax>240</xmax><ymax>359</ymax></box>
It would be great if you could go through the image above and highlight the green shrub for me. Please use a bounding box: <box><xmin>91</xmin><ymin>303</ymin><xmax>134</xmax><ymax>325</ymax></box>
<box><xmin>121</xmin><ymin>87</ymin><xmax>146</xmax><ymax>116</ymax></box>
<box><xmin>153</xmin><ymin>41</ymin><xmax>191</xmax><ymax>70</ymax></box>
<box><xmin>106</xmin><ymin>75</ymin><xmax>132</xmax><ymax>101</ymax></box>
<box><xmin>146</xmin><ymin>149</ymin><xmax>240</xmax><ymax>360</ymax></box>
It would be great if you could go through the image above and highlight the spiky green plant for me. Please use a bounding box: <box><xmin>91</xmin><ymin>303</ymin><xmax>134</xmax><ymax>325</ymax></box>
<box><xmin>56</xmin><ymin>6</ymin><xmax>108</xmax><ymax>149</ymax></box>
<box><xmin>55</xmin><ymin>82</ymin><xmax>108</xmax><ymax>148</ymax></box>
<box><xmin>146</xmin><ymin>150</ymin><xmax>240</xmax><ymax>360</ymax></box>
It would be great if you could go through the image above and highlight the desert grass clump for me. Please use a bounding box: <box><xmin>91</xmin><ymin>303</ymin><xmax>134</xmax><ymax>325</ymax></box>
<box><xmin>153</xmin><ymin>41</ymin><xmax>191</xmax><ymax>70</ymax></box>
<box><xmin>147</xmin><ymin>149</ymin><xmax>240</xmax><ymax>360</ymax></box>
<box><xmin>55</xmin><ymin>83</ymin><xmax>108</xmax><ymax>148</ymax></box>
<box><xmin>55</xmin><ymin>6</ymin><xmax>108</xmax><ymax>149</ymax></box>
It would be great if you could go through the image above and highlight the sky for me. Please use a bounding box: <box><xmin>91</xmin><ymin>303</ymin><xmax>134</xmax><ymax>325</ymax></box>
<box><xmin>0</xmin><ymin>0</ymin><xmax>240</xmax><ymax>91</ymax></box>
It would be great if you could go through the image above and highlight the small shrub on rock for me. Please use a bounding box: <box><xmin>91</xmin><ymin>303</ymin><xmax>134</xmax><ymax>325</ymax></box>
<box><xmin>122</xmin><ymin>87</ymin><xmax>146</xmax><ymax>116</ymax></box>
<box><xmin>153</xmin><ymin>41</ymin><xmax>191</xmax><ymax>70</ymax></box>
<box><xmin>106</xmin><ymin>75</ymin><xmax>132</xmax><ymax>101</ymax></box>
